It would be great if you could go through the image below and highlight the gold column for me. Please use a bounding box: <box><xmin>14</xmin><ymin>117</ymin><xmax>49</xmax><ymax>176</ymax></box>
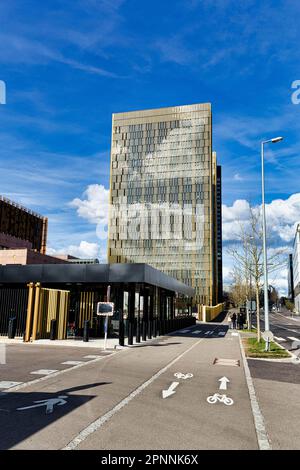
<box><xmin>24</xmin><ymin>282</ymin><xmax>35</xmax><ymax>342</ymax></box>
<box><xmin>31</xmin><ymin>282</ymin><xmax>41</xmax><ymax>341</ymax></box>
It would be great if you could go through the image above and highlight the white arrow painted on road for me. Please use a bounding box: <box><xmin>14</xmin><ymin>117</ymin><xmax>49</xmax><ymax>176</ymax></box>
<box><xmin>162</xmin><ymin>381</ymin><xmax>179</xmax><ymax>399</ymax></box>
<box><xmin>218</xmin><ymin>376</ymin><xmax>230</xmax><ymax>390</ymax></box>
<box><xmin>17</xmin><ymin>395</ymin><xmax>68</xmax><ymax>414</ymax></box>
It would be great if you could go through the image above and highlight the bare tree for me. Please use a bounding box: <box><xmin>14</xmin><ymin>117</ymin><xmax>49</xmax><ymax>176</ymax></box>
<box><xmin>228</xmin><ymin>205</ymin><xmax>286</xmax><ymax>341</ymax></box>
<box><xmin>228</xmin><ymin>267</ymin><xmax>248</xmax><ymax>307</ymax></box>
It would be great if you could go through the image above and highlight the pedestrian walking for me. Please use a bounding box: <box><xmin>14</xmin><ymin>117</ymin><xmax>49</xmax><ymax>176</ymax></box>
<box><xmin>231</xmin><ymin>312</ymin><xmax>237</xmax><ymax>329</ymax></box>
<box><xmin>227</xmin><ymin>314</ymin><xmax>232</xmax><ymax>329</ymax></box>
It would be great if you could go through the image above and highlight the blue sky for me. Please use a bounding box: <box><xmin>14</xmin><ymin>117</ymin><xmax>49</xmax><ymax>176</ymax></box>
<box><xmin>1</xmin><ymin>0</ymin><xmax>300</xmax><ymax>292</ymax></box>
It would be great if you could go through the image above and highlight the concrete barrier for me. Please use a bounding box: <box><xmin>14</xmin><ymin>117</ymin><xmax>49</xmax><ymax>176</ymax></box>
<box><xmin>198</xmin><ymin>303</ymin><xmax>226</xmax><ymax>322</ymax></box>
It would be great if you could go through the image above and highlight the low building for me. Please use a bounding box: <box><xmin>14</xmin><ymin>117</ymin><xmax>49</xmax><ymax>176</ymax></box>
<box><xmin>0</xmin><ymin>263</ymin><xmax>195</xmax><ymax>340</ymax></box>
<box><xmin>0</xmin><ymin>248</ymin><xmax>69</xmax><ymax>265</ymax></box>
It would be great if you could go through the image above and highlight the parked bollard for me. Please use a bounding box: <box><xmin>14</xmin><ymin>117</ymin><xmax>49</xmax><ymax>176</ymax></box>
<box><xmin>83</xmin><ymin>319</ymin><xmax>89</xmax><ymax>342</ymax></box>
<box><xmin>142</xmin><ymin>320</ymin><xmax>147</xmax><ymax>341</ymax></box>
<box><xmin>156</xmin><ymin>319</ymin><xmax>160</xmax><ymax>336</ymax></box>
<box><xmin>8</xmin><ymin>317</ymin><xmax>17</xmax><ymax>339</ymax></box>
<box><xmin>136</xmin><ymin>318</ymin><xmax>141</xmax><ymax>343</ymax></box>
<box><xmin>128</xmin><ymin>321</ymin><xmax>134</xmax><ymax>345</ymax></box>
<box><xmin>148</xmin><ymin>319</ymin><xmax>152</xmax><ymax>339</ymax></box>
<box><xmin>153</xmin><ymin>319</ymin><xmax>157</xmax><ymax>338</ymax></box>
<box><xmin>119</xmin><ymin>313</ymin><xmax>125</xmax><ymax>347</ymax></box>
<box><xmin>50</xmin><ymin>319</ymin><xmax>57</xmax><ymax>341</ymax></box>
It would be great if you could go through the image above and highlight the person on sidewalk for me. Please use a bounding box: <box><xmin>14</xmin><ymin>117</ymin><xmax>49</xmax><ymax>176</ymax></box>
<box><xmin>227</xmin><ymin>314</ymin><xmax>232</xmax><ymax>329</ymax></box>
<box><xmin>231</xmin><ymin>312</ymin><xmax>237</xmax><ymax>329</ymax></box>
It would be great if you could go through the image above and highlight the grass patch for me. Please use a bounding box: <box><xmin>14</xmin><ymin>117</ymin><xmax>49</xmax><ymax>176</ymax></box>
<box><xmin>244</xmin><ymin>337</ymin><xmax>290</xmax><ymax>358</ymax></box>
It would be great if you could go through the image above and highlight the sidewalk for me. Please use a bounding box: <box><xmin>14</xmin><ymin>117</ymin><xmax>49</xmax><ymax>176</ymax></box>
<box><xmin>0</xmin><ymin>336</ymin><xmax>144</xmax><ymax>350</ymax></box>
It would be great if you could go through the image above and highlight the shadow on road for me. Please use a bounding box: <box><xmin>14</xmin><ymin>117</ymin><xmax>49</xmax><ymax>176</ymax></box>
<box><xmin>0</xmin><ymin>381</ymin><xmax>111</xmax><ymax>449</ymax></box>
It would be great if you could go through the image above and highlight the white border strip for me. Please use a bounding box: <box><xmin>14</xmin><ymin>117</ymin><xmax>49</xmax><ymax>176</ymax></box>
<box><xmin>239</xmin><ymin>334</ymin><xmax>271</xmax><ymax>450</ymax></box>
<box><xmin>63</xmin><ymin>338</ymin><xmax>203</xmax><ymax>450</ymax></box>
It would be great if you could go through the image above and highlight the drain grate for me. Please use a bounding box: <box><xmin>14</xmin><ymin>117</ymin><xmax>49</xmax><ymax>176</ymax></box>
<box><xmin>213</xmin><ymin>358</ymin><xmax>240</xmax><ymax>367</ymax></box>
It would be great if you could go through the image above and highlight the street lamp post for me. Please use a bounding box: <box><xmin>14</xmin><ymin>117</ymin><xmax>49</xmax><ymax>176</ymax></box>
<box><xmin>261</xmin><ymin>137</ymin><xmax>283</xmax><ymax>345</ymax></box>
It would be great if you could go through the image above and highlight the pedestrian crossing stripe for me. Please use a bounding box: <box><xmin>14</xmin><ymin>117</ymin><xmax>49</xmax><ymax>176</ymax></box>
<box><xmin>192</xmin><ymin>330</ymin><xmax>202</xmax><ymax>334</ymax></box>
<box><xmin>274</xmin><ymin>336</ymin><xmax>286</xmax><ymax>342</ymax></box>
<box><xmin>179</xmin><ymin>329</ymin><xmax>191</xmax><ymax>333</ymax></box>
<box><xmin>287</xmin><ymin>337</ymin><xmax>299</xmax><ymax>342</ymax></box>
<box><xmin>30</xmin><ymin>369</ymin><xmax>58</xmax><ymax>375</ymax></box>
<box><xmin>218</xmin><ymin>331</ymin><xmax>226</xmax><ymax>336</ymax></box>
<box><xmin>84</xmin><ymin>355</ymin><xmax>103</xmax><ymax>359</ymax></box>
<box><xmin>61</xmin><ymin>361</ymin><xmax>85</xmax><ymax>365</ymax></box>
<box><xmin>204</xmin><ymin>331</ymin><xmax>211</xmax><ymax>335</ymax></box>
<box><xmin>0</xmin><ymin>381</ymin><xmax>23</xmax><ymax>389</ymax></box>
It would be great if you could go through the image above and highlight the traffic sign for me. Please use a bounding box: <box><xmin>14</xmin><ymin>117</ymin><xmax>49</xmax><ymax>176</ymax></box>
<box><xmin>262</xmin><ymin>330</ymin><xmax>274</xmax><ymax>342</ymax></box>
<box><xmin>97</xmin><ymin>302</ymin><xmax>114</xmax><ymax>316</ymax></box>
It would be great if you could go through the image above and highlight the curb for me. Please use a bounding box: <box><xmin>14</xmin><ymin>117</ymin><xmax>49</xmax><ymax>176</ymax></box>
<box><xmin>238</xmin><ymin>333</ymin><xmax>272</xmax><ymax>450</ymax></box>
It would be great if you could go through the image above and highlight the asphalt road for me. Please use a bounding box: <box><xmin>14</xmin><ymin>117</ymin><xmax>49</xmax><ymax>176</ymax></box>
<box><xmin>257</xmin><ymin>307</ymin><xmax>300</xmax><ymax>353</ymax></box>
<box><xmin>0</xmin><ymin>323</ymin><xmax>259</xmax><ymax>450</ymax></box>
<box><xmin>244</xmin><ymin>307</ymin><xmax>300</xmax><ymax>449</ymax></box>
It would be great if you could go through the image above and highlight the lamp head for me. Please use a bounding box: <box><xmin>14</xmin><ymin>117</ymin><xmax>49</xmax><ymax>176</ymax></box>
<box><xmin>271</xmin><ymin>136</ymin><xmax>283</xmax><ymax>143</ymax></box>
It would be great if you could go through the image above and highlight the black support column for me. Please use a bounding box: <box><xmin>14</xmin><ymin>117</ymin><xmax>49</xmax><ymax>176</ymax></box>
<box><xmin>128</xmin><ymin>288</ymin><xmax>135</xmax><ymax>345</ymax></box>
<box><xmin>142</xmin><ymin>290</ymin><xmax>148</xmax><ymax>341</ymax></box>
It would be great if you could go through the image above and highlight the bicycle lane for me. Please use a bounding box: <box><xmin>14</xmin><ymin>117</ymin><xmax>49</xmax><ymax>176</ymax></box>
<box><xmin>0</xmin><ymin>327</ymin><xmax>211</xmax><ymax>449</ymax></box>
<box><xmin>73</xmin><ymin>330</ymin><xmax>260</xmax><ymax>450</ymax></box>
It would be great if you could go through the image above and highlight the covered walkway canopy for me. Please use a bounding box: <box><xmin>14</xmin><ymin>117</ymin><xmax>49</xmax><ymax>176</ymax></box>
<box><xmin>0</xmin><ymin>263</ymin><xmax>195</xmax><ymax>340</ymax></box>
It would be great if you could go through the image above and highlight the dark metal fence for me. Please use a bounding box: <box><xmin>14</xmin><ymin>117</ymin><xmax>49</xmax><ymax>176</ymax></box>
<box><xmin>0</xmin><ymin>288</ymin><xmax>28</xmax><ymax>336</ymax></box>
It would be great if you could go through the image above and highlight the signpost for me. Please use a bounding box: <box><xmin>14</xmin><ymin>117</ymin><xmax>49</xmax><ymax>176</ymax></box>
<box><xmin>97</xmin><ymin>285</ymin><xmax>114</xmax><ymax>351</ymax></box>
<box><xmin>262</xmin><ymin>330</ymin><xmax>274</xmax><ymax>352</ymax></box>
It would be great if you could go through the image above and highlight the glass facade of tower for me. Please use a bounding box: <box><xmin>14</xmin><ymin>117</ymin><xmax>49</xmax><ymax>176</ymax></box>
<box><xmin>108</xmin><ymin>103</ymin><xmax>221</xmax><ymax>305</ymax></box>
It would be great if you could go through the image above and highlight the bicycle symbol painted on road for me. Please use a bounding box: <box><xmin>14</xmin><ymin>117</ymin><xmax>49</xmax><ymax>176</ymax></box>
<box><xmin>174</xmin><ymin>372</ymin><xmax>193</xmax><ymax>380</ymax></box>
<box><xmin>207</xmin><ymin>393</ymin><xmax>234</xmax><ymax>406</ymax></box>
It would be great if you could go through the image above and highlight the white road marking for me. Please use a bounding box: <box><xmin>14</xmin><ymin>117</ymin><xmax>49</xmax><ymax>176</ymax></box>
<box><xmin>218</xmin><ymin>331</ymin><xmax>226</xmax><ymax>336</ymax></box>
<box><xmin>274</xmin><ymin>337</ymin><xmax>286</xmax><ymax>342</ymax></box>
<box><xmin>63</xmin><ymin>337</ymin><xmax>204</xmax><ymax>450</ymax></box>
<box><xmin>162</xmin><ymin>381</ymin><xmax>179</xmax><ymax>399</ymax></box>
<box><xmin>30</xmin><ymin>369</ymin><xmax>58</xmax><ymax>375</ymax></box>
<box><xmin>1</xmin><ymin>352</ymin><xmax>117</xmax><ymax>394</ymax></box>
<box><xmin>61</xmin><ymin>361</ymin><xmax>85</xmax><ymax>365</ymax></box>
<box><xmin>192</xmin><ymin>330</ymin><xmax>201</xmax><ymax>335</ymax></box>
<box><xmin>174</xmin><ymin>372</ymin><xmax>193</xmax><ymax>380</ymax></box>
<box><xmin>17</xmin><ymin>395</ymin><xmax>68</xmax><ymax>414</ymax></box>
<box><xmin>204</xmin><ymin>331</ymin><xmax>211</xmax><ymax>335</ymax></box>
<box><xmin>0</xmin><ymin>381</ymin><xmax>23</xmax><ymax>389</ymax></box>
<box><xmin>239</xmin><ymin>335</ymin><xmax>271</xmax><ymax>450</ymax></box>
<box><xmin>179</xmin><ymin>329</ymin><xmax>191</xmax><ymax>333</ymax></box>
<box><xmin>287</xmin><ymin>337</ymin><xmax>299</xmax><ymax>342</ymax></box>
<box><xmin>84</xmin><ymin>355</ymin><xmax>102</xmax><ymax>359</ymax></box>
<box><xmin>207</xmin><ymin>393</ymin><xmax>233</xmax><ymax>406</ymax></box>
<box><xmin>219</xmin><ymin>376</ymin><xmax>230</xmax><ymax>390</ymax></box>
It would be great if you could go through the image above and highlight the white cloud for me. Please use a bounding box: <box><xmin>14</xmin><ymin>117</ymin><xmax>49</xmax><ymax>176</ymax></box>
<box><xmin>48</xmin><ymin>241</ymin><xmax>107</xmax><ymax>261</ymax></box>
<box><xmin>65</xmin><ymin>241</ymin><xmax>99</xmax><ymax>259</ymax></box>
<box><xmin>70</xmin><ymin>184</ymin><xmax>109</xmax><ymax>225</ymax></box>
<box><xmin>222</xmin><ymin>195</ymin><xmax>300</xmax><ymax>295</ymax></box>
<box><xmin>222</xmin><ymin>193</ymin><xmax>300</xmax><ymax>243</ymax></box>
